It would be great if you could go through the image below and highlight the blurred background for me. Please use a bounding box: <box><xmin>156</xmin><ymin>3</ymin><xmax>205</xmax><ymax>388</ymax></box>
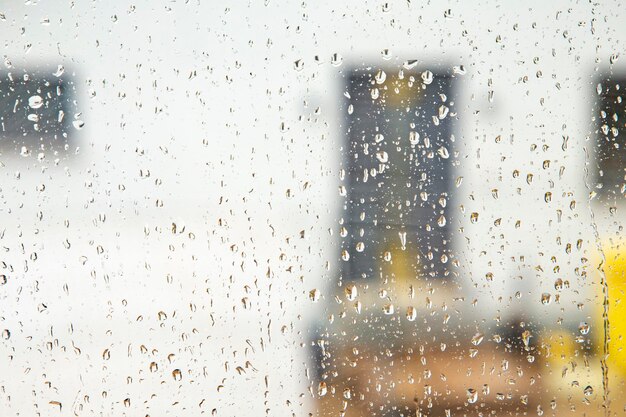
<box><xmin>1</xmin><ymin>1</ymin><xmax>626</xmax><ymax>416</ymax></box>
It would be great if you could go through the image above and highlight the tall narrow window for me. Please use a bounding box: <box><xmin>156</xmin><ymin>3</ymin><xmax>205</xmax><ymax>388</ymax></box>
<box><xmin>342</xmin><ymin>68</ymin><xmax>457</xmax><ymax>284</ymax></box>
<box><xmin>596</xmin><ymin>78</ymin><xmax>626</xmax><ymax>197</ymax></box>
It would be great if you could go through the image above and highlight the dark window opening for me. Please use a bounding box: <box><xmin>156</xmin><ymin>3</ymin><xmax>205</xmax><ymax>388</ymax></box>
<box><xmin>0</xmin><ymin>69</ymin><xmax>78</xmax><ymax>152</ymax></box>
<box><xmin>596</xmin><ymin>77</ymin><xmax>626</xmax><ymax>197</ymax></box>
<box><xmin>341</xmin><ymin>67</ymin><xmax>457</xmax><ymax>283</ymax></box>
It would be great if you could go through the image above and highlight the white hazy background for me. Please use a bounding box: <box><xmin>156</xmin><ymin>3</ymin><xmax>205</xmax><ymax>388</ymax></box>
<box><xmin>1</xmin><ymin>0</ymin><xmax>625</xmax><ymax>416</ymax></box>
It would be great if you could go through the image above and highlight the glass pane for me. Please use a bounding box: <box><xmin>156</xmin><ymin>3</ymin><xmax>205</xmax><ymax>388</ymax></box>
<box><xmin>1</xmin><ymin>2</ymin><xmax>625</xmax><ymax>417</ymax></box>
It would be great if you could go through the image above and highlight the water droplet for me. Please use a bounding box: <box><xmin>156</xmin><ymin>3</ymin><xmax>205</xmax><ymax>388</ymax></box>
<box><xmin>345</xmin><ymin>284</ymin><xmax>357</xmax><ymax>301</ymax></box>
<box><xmin>398</xmin><ymin>231</ymin><xmax>407</xmax><ymax>250</ymax></box>
<box><xmin>438</xmin><ymin>105</ymin><xmax>449</xmax><ymax>119</ymax></box>
<box><xmin>471</xmin><ymin>333</ymin><xmax>484</xmax><ymax>346</ymax></box>
<box><xmin>437</xmin><ymin>146</ymin><xmax>450</xmax><ymax>159</ymax></box>
<box><xmin>374</xmin><ymin>69</ymin><xmax>387</xmax><ymax>84</ymax></box>
<box><xmin>607</xmin><ymin>52</ymin><xmax>620</xmax><ymax>65</ymax></box>
<box><xmin>544</xmin><ymin>192</ymin><xmax>552</xmax><ymax>203</ymax></box>
<box><xmin>453</xmin><ymin>65</ymin><xmax>466</xmax><ymax>75</ymax></box>
<box><xmin>330</xmin><ymin>53</ymin><xmax>343</xmax><ymax>67</ymax></box>
<box><xmin>383</xmin><ymin>304</ymin><xmax>395</xmax><ymax>315</ymax></box>
<box><xmin>406</xmin><ymin>306</ymin><xmax>417</xmax><ymax>321</ymax></box>
<box><xmin>521</xmin><ymin>330</ymin><xmax>532</xmax><ymax>349</ymax></box>
<box><xmin>28</xmin><ymin>95</ymin><xmax>44</xmax><ymax>109</ymax></box>
<box><xmin>421</xmin><ymin>70</ymin><xmax>434</xmax><ymax>85</ymax></box>
<box><xmin>309</xmin><ymin>289</ymin><xmax>320</xmax><ymax>302</ymax></box>
<box><xmin>53</xmin><ymin>65</ymin><xmax>65</xmax><ymax>77</ymax></box>
<box><xmin>467</xmin><ymin>388</ymin><xmax>478</xmax><ymax>404</ymax></box>
<box><xmin>579</xmin><ymin>322</ymin><xmax>590</xmax><ymax>335</ymax></box>
<box><xmin>403</xmin><ymin>60</ymin><xmax>418</xmax><ymax>70</ymax></box>
<box><xmin>376</xmin><ymin>150</ymin><xmax>389</xmax><ymax>163</ymax></box>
